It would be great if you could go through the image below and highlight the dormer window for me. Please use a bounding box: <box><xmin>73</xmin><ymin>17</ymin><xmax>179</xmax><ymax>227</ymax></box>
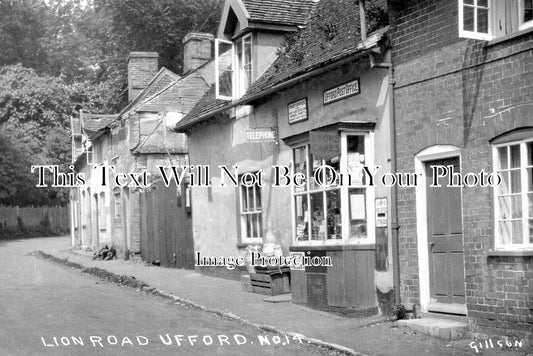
<box><xmin>215</xmin><ymin>34</ymin><xmax>253</xmax><ymax>100</ymax></box>
<box><xmin>459</xmin><ymin>0</ymin><xmax>533</xmax><ymax>41</ymax></box>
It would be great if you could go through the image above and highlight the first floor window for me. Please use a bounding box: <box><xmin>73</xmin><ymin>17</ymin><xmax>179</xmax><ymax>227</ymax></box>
<box><xmin>292</xmin><ymin>132</ymin><xmax>373</xmax><ymax>245</ymax></box>
<box><xmin>493</xmin><ymin>138</ymin><xmax>533</xmax><ymax>249</ymax></box>
<box><xmin>459</xmin><ymin>0</ymin><xmax>533</xmax><ymax>40</ymax></box>
<box><xmin>240</xmin><ymin>173</ymin><xmax>262</xmax><ymax>242</ymax></box>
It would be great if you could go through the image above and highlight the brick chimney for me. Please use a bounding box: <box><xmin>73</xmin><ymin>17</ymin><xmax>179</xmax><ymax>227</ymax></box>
<box><xmin>182</xmin><ymin>33</ymin><xmax>214</xmax><ymax>74</ymax></box>
<box><xmin>127</xmin><ymin>52</ymin><xmax>159</xmax><ymax>102</ymax></box>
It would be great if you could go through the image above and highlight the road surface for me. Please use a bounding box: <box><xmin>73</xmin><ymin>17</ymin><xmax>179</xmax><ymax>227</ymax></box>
<box><xmin>0</xmin><ymin>237</ymin><xmax>330</xmax><ymax>355</ymax></box>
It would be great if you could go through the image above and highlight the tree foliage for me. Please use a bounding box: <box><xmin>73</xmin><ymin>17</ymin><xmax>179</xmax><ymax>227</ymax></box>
<box><xmin>0</xmin><ymin>65</ymin><xmax>117</xmax><ymax>206</ymax></box>
<box><xmin>0</xmin><ymin>0</ymin><xmax>223</xmax><ymax>206</ymax></box>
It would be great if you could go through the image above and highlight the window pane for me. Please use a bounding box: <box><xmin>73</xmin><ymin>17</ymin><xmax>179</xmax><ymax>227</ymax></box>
<box><xmin>349</xmin><ymin>188</ymin><xmax>367</xmax><ymax>239</ymax></box>
<box><xmin>477</xmin><ymin>8</ymin><xmax>489</xmax><ymax>33</ymax></box>
<box><xmin>256</xmin><ymin>213</ymin><xmax>263</xmax><ymax>238</ymax></box>
<box><xmin>246</xmin><ymin>215</ymin><xmax>252</xmax><ymax>238</ymax></box>
<box><xmin>254</xmin><ymin>186</ymin><xmax>261</xmax><ymax>212</ymax></box>
<box><xmin>497</xmin><ymin>171</ymin><xmax>509</xmax><ymax>195</ymax></box>
<box><xmin>295</xmin><ymin>195</ymin><xmax>309</xmax><ymax>241</ymax></box>
<box><xmin>527</xmin><ymin>142</ymin><xmax>533</xmax><ymax>166</ymax></box>
<box><xmin>510</xmin><ymin>170</ymin><xmax>521</xmax><ymax>193</ymax></box>
<box><xmin>529</xmin><ymin>219</ymin><xmax>533</xmax><ymax>243</ymax></box>
<box><xmin>498</xmin><ymin>221</ymin><xmax>511</xmax><ymax>245</ymax></box>
<box><xmin>347</xmin><ymin>135</ymin><xmax>365</xmax><ymax>185</ymax></box>
<box><xmin>216</xmin><ymin>41</ymin><xmax>233</xmax><ymax>98</ymax></box>
<box><xmin>310</xmin><ymin>156</ymin><xmax>323</xmax><ymax>191</ymax></box>
<box><xmin>241</xmin><ymin>186</ymin><xmax>248</xmax><ymax>212</ymax></box>
<box><xmin>463</xmin><ymin>6</ymin><xmax>475</xmax><ymax>32</ymax></box>
<box><xmin>247</xmin><ymin>185</ymin><xmax>254</xmax><ymax>210</ymax></box>
<box><xmin>310</xmin><ymin>192</ymin><xmax>325</xmax><ymax>241</ymax></box>
<box><xmin>528</xmin><ymin>168</ymin><xmax>533</xmax><ymax>192</ymax></box>
<box><xmin>512</xmin><ymin>220</ymin><xmax>523</xmax><ymax>244</ymax></box>
<box><xmin>477</xmin><ymin>0</ymin><xmax>488</xmax><ymax>7</ymax></box>
<box><xmin>326</xmin><ymin>190</ymin><xmax>342</xmax><ymax>240</ymax></box>
<box><xmin>528</xmin><ymin>192</ymin><xmax>533</xmax><ymax>215</ymax></box>
<box><xmin>510</xmin><ymin>145</ymin><xmax>521</xmax><ymax>168</ymax></box>
<box><xmin>511</xmin><ymin>195</ymin><xmax>522</xmax><ymax>219</ymax></box>
<box><xmin>524</xmin><ymin>0</ymin><xmax>533</xmax><ymax>22</ymax></box>
<box><xmin>243</xmin><ymin>36</ymin><xmax>252</xmax><ymax>86</ymax></box>
<box><xmin>498</xmin><ymin>196</ymin><xmax>510</xmax><ymax>219</ymax></box>
<box><xmin>464</xmin><ymin>0</ymin><xmax>474</xmax><ymax>4</ymax></box>
<box><xmin>294</xmin><ymin>146</ymin><xmax>307</xmax><ymax>193</ymax></box>
<box><xmin>497</xmin><ymin>147</ymin><xmax>508</xmax><ymax>169</ymax></box>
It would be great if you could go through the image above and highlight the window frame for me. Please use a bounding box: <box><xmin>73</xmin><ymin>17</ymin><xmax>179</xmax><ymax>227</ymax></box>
<box><xmin>215</xmin><ymin>38</ymin><xmax>234</xmax><ymax>101</ymax></box>
<box><xmin>214</xmin><ymin>34</ymin><xmax>253</xmax><ymax>100</ymax></box>
<box><xmin>291</xmin><ymin>131</ymin><xmax>375</xmax><ymax>246</ymax></box>
<box><xmin>238</xmin><ymin>172</ymin><xmax>263</xmax><ymax>243</ymax></box>
<box><xmin>458</xmin><ymin>0</ymin><xmax>492</xmax><ymax>41</ymax></box>
<box><xmin>235</xmin><ymin>33</ymin><xmax>253</xmax><ymax>99</ymax></box>
<box><xmin>492</xmin><ymin>138</ymin><xmax>533</xmax><ymax>250</ymax></box>
<box><xmin>519</xmin><ymin>0</ymin><xmax>533</xmax><ymax>30</ymax></box>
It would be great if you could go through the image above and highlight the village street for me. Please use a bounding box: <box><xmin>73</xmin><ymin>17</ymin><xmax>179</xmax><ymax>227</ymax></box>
<box><xmin>0</xmin><ymin>237</ymin><xmax>325</xmax><ymax>356</ymax></box>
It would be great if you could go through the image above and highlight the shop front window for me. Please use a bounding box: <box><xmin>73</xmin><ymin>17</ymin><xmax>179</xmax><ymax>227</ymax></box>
<box><xmin>293</xmin><ymin>132</ymin><xmax>373</xmax><ymax>245</ymax></box>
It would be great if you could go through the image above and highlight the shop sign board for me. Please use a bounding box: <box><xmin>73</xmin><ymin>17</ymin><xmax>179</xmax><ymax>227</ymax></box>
<box><xmin>310</xmin><ymin>130</ymin><xmax>340</xmax><ymax>161</ymax></box>
<box><xmin>323</xmin><ymin>79</ymin><xmax>360</xmax><ymax>105</ymax></box>
<box><xmin>245</xmin><ymin>129</ymin><xmax>276</xmax><ymax>142</ymax></box>
<box><xmin>288</xmin><ymin>98</ymin><xmax>308</xmax><ymax>124</ymax></box>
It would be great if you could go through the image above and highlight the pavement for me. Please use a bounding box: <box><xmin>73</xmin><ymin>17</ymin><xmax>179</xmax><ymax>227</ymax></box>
<box><xmin>31</xmin><ymin>236</ymin><xmax>532</xmax><ymax>356</ymax></box>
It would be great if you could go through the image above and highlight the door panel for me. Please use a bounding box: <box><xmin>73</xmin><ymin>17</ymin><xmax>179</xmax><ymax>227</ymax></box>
<box><xmin>426</xmin><ymin>157</ymin><xmax>466</xmax><ymax>305</ymax></box>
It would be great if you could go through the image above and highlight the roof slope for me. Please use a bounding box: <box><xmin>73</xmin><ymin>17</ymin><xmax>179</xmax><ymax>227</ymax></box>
<box><xmin>177</xmin><ymin>0</ymin><xmax>388</xmax><ymax>131</ymax></box>
<box><xmin>244</xmin><ymin>0</ymin><xmax>317</xmax><ymax>26</ymax></box>
<box><xmin>80</xmin><ymin>112</ymin><xmax>116</xmax><ymax>136</ymax></box>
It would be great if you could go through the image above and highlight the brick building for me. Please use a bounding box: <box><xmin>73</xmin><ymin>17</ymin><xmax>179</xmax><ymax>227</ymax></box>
<box><xmin>389</xmin><ymin>0</ymin><xmax>533</xmax><ymax>339</ymax></box>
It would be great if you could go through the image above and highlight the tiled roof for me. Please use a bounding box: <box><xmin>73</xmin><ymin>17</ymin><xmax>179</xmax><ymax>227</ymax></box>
<box><xmin>244</xmin><ymin>0</ymin><xmax>317</xmax><ymax>26</ymax></box>
<box><xmin>176</xmin><ymin>86</ymin><xmax>227</xmax><ymax>129</ymax></box>
<box><xmin>243</xmin><ymin>27</ymin><xmax>388</xmax><ymax>100</ymax></box>
<box><xmin>176</xmin><ymin>0</ymin><xmax>388</xmax><ymax>131</ymax></box>
<box><xmin>80</xmin><ymin>112</ymin><xmax>116</xmax><ymax>135</ymax></box>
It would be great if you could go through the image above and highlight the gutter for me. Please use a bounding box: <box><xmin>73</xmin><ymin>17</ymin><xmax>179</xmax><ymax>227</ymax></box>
<box><xmin>176</xmin><ymin>47</ymin><xmax>378</xmax><ymax>132</ymax></box>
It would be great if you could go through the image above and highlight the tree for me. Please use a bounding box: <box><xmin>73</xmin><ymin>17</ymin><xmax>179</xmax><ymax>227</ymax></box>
<box><xmin>0</xmin><ymin>65</ymin><xmax>115</xmax><ymax>206</ymax></box>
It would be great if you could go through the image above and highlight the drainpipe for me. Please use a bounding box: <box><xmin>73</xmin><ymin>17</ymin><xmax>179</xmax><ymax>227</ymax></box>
<box><xmin>359</xmin><ymin>0</ymin><xmax>400</xmax><ymax>305</ymax></box>
<box><xmin>359</xmin><ymin>0</ymin><xmax>367</xmax><ymax>41</ymax></box>
<box><xmin>370</xmin><ymin>58</ymin><xmax>400</xmax><ymax>305</ymax></box>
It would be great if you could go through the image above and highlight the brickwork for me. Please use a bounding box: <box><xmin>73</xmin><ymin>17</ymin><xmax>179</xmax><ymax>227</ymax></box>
<box><xmin>182</xmin><ymin>33</ymin><xmax>213</xmax><ymax>74</ymax></box>
<box><xmin>127</xmin><ymin>52</ymin><xmax>159</xmax><ymax>102</ymax></box>
<box><xmin>389</xmin><ymin>0</ymin><xmax>533</xmax><ymax>339</ymax></box>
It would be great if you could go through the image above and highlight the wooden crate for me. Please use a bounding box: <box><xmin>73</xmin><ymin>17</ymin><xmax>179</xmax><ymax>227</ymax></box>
<box><xmin>250</xmin><ymin>272</ymin><xmax>290</xmax><ymax>296</ymax></box>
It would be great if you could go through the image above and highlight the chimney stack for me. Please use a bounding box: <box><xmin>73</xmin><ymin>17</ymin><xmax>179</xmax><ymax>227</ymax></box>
<box><xmin>182</xmin><ymin>33</ymin><xmax>214</xmax><ymax>74</ymax></box>
<box><xmin>127</xmin><ymin>52</ymin><xmax>159</xmax><ymax>102</ymax></box>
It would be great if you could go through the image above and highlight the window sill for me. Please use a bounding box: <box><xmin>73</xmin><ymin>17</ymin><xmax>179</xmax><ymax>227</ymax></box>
<box><xmin>488</xmin><ymin>27</ymin><xmax>533</xmax><ymax>47</ymax></box>
<box><xmin>236</xmin><ymin>241</ymin><xmax>262</xmax><ymax>249</ymax></box>
<box><xmin>290</xmin><ymin>244</ymin><xmax>375</xmax><ymax>252</ymax></box>
<box><xmin>486</xmin><ymin>250</ymin><xmax>533</xmax><ymax>257</ymax></box>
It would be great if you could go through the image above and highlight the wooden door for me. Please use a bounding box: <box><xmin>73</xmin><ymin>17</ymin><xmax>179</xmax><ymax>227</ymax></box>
<box><xmin>426</xmin><ymin>157</ymin><xmax>466</xmax><ymax>305</ymax></box>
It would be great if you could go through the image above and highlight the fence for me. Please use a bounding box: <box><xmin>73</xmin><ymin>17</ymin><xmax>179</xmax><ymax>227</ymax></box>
<box><xmin>0</xmin><ymin>205</ymin><xmax>70</xmax><ymax>232</ymax></box>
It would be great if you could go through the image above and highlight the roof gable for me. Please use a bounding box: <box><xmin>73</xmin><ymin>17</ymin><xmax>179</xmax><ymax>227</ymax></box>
<box><xmin>218</xmin><ymin>0</ymin><xmax>250</xmax><ymax>38</ymax></box>
<box><xmin>218</xmin><ymin>0</ymin><xmax>317</xmax><ymax>38</ymax></box>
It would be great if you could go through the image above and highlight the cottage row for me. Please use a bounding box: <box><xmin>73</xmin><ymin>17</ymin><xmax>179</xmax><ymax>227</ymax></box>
<box><xmin>69</xmin><ymin>0</ymin><xmax>533</xmax><ymax>340</ymax></box>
